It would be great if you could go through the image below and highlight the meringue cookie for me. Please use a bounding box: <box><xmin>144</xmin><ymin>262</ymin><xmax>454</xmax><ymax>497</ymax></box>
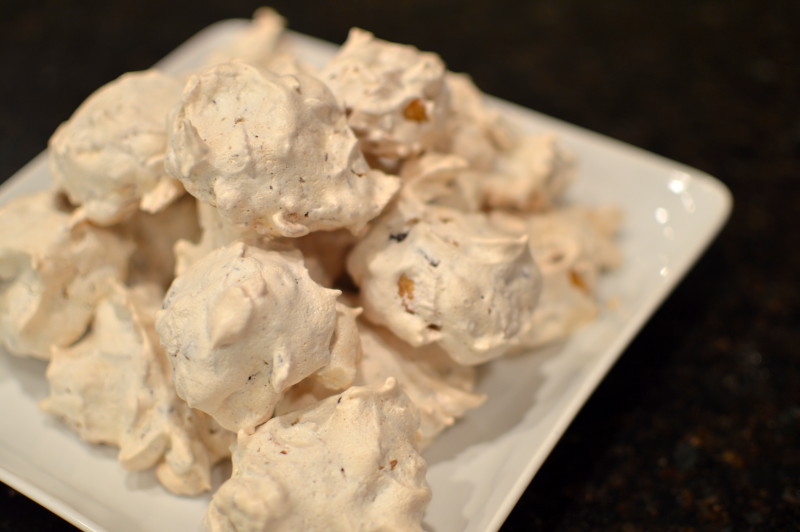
<box><xmin>173</xmin><ymin>201</ymin><xmax>344</xmax><ymax>288</ymax></box>
<box><xmin>491</xmin><ymin>206</ymin><xmax>622</xmax><ymax>347</ymax></box>
<box><xmin>120</xmin><ymin>194</ymin><xmax>201</xmax><ymax>289</ymax></box>
<box><xmin>0</xmin><ymin>190</ymin><xmax>132</xmax><ymax>359</ymax></box>
<box><xmin>42</xmin><ymin>283</ymin><xmax>234</xmax><ymax>495</ymax></box>
<box><xmin>173</xmin><ymin>200</ymin><xmax>268</xmax><ymax>277</ymax></box>
<box><xmin>355</xmin><ymin>321</ymin><xmax>485</xmax><ymax>447</ymax></box>
<box><xmin>272</xmin><ymin>302</ymin><xmax>363</xmax><ymax>416</ymax></box>
<box><xmin>347</xmin><ymin>199</ymin><xmax>542</xmax><ymax>364</ymax></box>
<box><xmin>49</xmin><ymin>70</ymin><xmax>184</xmax><ymax>225</ymax></box>
<box><xmin>288</xmin><ymin>229</ymin><xmax>358</xmax><ymax>288</ymax></box>
<box><xmin>165</xmin><ymin>62</ymin><xmax>399</xmax><ymax>238</ymax></box>
<box><xmin>399</xmin><ymin>152</ymin><xmax>482</xmax><ymax>212</ymax></box>
<box><xmin>320</xmin><ymin>28</ymin><xmax>449</xmax><ymax>162</ymax></box>
<box><xmin>156</xmin><ymin>242</ymin><xmax>358</xmax><ymax>433</ymax></box>
<box><xmin>482</xmin><ymin>133</ymin><xmax>576</xmax><ymax>212</ymax></box>
<box><xmin>204</xmin><ymin>8</ymin><xmax>285</xmax><ymax>69</ymax></box>
<box><xmin>156</xmin><ymin>411</ymin><xmax>234</xmax><ymax>496</ymax></box>
<box><xmin>203</xmin><ymin>8</ymin><xmax>314</xmax><ymax>77</ymax></box>
<box><xmin>313</xmin><ymin>302</ymin><xmax>363</xmax><ymax>391</ymax></box>
<box><xmin>0</xmin><ymin>11</ymin><xmax>626</xmax><ymax>521</ymax></box>
<box><xmin>442</xmin><ymin>72</ymin><xmax>516</xmax><ymax>172</ymax></box>
<box><xmin>205</xmin><ymin>379</ymin><xmax>430</xmax><ymax>532</ymax></box>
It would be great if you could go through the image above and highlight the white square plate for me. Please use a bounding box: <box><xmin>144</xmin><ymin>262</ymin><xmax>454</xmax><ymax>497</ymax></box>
<box><xmin>0</xmin><ymin>19</ymin><xmax>731</xmax><ymax>532</ymax></box>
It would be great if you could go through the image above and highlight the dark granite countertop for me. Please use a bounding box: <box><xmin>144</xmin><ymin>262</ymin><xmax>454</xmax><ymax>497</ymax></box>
<box><xmin>1</xmin><ymin>1</ymin><xmax>798</xmax><ymax>530</ymax></box>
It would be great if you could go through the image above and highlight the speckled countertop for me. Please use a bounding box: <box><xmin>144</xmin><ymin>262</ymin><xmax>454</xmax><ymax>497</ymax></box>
<box><xmin>1</xmin><ymin>1</ymin><xmax>798</xmax><ymax>530</ymax></box>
